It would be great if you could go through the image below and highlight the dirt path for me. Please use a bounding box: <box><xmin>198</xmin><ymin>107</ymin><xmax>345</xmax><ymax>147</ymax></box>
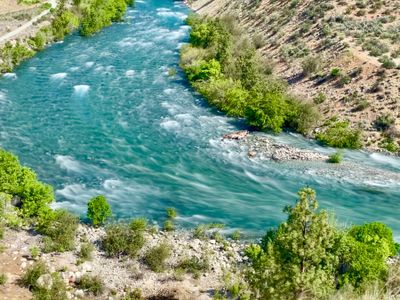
<box><xmin>0</xmin><ymin>0</ymin><xmax>56</xmax><ymax>45</ymax></box>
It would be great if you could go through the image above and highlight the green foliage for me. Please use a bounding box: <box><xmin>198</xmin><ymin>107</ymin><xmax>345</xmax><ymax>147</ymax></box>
<box><xmin>37</xmin><ymin>209</ymin><xmax>79</xmax><ymax>252</ymax></box>
<box><xmin>313</xmin><ymin>92</ymin><xmax>326</xmax><ymax>104</ymax></box>
<box><xmin>20</xmin><ymin>261</ymin><xmax>48</xmax><ymax>289</ymax></box>
<box><xmin>230</xmin><ymin>230</ymin><xmax>241</xmax><ymax>241</ymax></box>
<box><xmin>87</xmin><ymin>195</ymin><xmax>112</xmax><ymax>226</ymax></box>
<box><xmin>32</xmin><ymin>273</ymin><xmax>68</xmax><ymax>300</ymax></box>
<box><xmin>182</xmin><ymin>14</ymin><xmax>318</xmax><ymax>136</ymax></box>
<box><xmin>102</xmin><ymin>221</ymin><xmax>146</xmax><ymax>258</ymax></box>
<box><xmin>79</xmin><ymin>0</ymin><xmax>133</xmax><ymax>36</ymax></box>
<box><xmin>0</xmin><ymin>148</ymin><xmax>53</xmax><ymax>219</ymax></box>
<box><xmin>51</xmin><ymin>9</ymin><xmax>80</xmax><ymax>41</ymax></box>
<box><xmin>163</xmin><ymin>219</ymin><xmax>174</xmax><ymax>232</ymax></box>
<box><xmin>144</xmin><ymin>243</ymin><xmax>171</xmax><ymax>272</ymax></box>
<box><xmin>78</xmin><ymin>242</ymin><xmax>94</xmax><ymax>261</ymax></box>
<box><xmin>379</xmin><ymin>56</ymin><xmax>397</xmax><ymax>69</ymax></box>
<box><xmin>0</xmin><ymin>273</ymin><xmax>7</xmax><ymax>285</ymax></box>
<box><xmin>328</xmin><ymin>151</ymin><xmax>343</xmax><ymax>163</ymax></box>
<box><xmin>330</xmin><ymin>67</ymin><xmax>341</xmax><ymax>77</ymax></box>
<box><xmin>0</xmin><ymin>41</ymin><xmax>35</xmax><ymax>75</ymax></box>
<box><xmin>77</xmin><ymin>274</ymin><xmax>104</xmax><ymax>296</ymax></box>
<box><xmin>29</xmin><ymin>246</ymin><xmax>40</xmax><ymax>259</ymax></box>
<box><xmin>316</xmin><ymin>121</ymin><xmax>362</xmax><ymax>149</ymax></box>
<box><xmin>122</xmin><ymin>288</ymin><xmax>143</xmax><ymax>300</ymax></box>
<box><xmin>380</xmin><ymin>137</ymin><xmax>399</xmax><ymax>153</ymax></box>
<box><xmin>246</xmin><ymin>188</ymin><xmax>340</xmax><ymax>299</ymax></box>
<box><xmin>166</xmin><ymin>207</ymin><xmax>177</xmax><ymax>219</ymax></box>
<box><xmin>339</xmin><ymin>222</ymin><xmax>398</xmax><ymax>288</ymax></box>
<box><xmin>374</xmin><ymin>113</ymin><xmax>395</xmax><ymax>131</ymax></box>
<box><xmin>178</xmin><ymin>256</ymin><xmax>209</xmax><ymax>278</ymax></box>
<box><xmin>302</xmin><ymin>55</ymin><xmax>321</xmax><ymax>76</ymax></box>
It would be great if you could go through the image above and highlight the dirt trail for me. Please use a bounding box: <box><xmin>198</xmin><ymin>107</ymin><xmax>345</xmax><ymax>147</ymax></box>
<box><xmin>0</xmin><ymin>0</ymin><xmax>56</xmax><ymax>45</ymax></box>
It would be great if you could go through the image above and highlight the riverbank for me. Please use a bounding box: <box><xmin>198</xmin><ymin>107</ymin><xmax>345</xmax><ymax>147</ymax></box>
<box><xmin>0</xmin><ymin>224</ymin><xmax>246</xmax><ymax>299</ymax></box>
<box><xmin>182</xmin><ymin>0</ymin><xmax>400</xmax><ymax>155</ymax></box>
<box><xmin>0</xmin><ymin>0</ymin><xmax>134</xmax><ymax>74</ymax></box>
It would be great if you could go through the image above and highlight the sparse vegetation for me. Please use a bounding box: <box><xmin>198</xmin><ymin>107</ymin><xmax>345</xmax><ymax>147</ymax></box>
<box><xmin>144</xmin><ymin>243</ymin><xmax>171</xmax><ymax>272</ymax></box>
<box><xmin>77</xmin><ymin>274</ymin><xmax>104</xmax><ymax>296</ymax></box>
<box><xmin>328</xmin><ymin>151</ymin><xmax>343</xmax><ymax>163</ymax></box>
<box><xmin>0</xmin><ymin>273</ymin><xmax>7</xmax><ymax>285</ymax></box>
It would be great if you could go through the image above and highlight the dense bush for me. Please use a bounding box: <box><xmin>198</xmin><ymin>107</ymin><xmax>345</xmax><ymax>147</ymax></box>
<box><xmin>339</xmin><ymin>222</ymin><xmax>398</xmax><ymax>288</ymax></box>
<box><xmin>37</xmin><ymin>209</ymin><xmax>79</xmax><ymax>252</ymax></box>
<box><xmin>181</xmin><ymin>14</ymin><xmax>319</xmax><ymax>135</ymax></box>
<box><xmin>245</xmin><ymin>188</ymin><xmax>399</xmax><ymax>299</ymax></box>
<box><xmin>87</xmin><ymin>195</ymin><xmax>112</xmax><ymax>226</ymax></box>
<box><xmin>316</xmin><ymin>121</ymin><xmax>362</xmax><ymax>149</ymax></box>
<box><xmin>0</xmin><ymin>148</ymin><xmax>53</xmax><ymax>219</ymax></box>
<box><xmin>102</xmin><ymin>219</ymin><xmax>146</xmax><ymax>258</ymax></box>
<box><xmin>0</xmin><ymin>42</ymin><xmax>35</xmax><ymax>73</ymax></box>
<box><xmin>80</xmin><ymin>0</ymin><xmax>134</xmax><ymax>36</ymax></box>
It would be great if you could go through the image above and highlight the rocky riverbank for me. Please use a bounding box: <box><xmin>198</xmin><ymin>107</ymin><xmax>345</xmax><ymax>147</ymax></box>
<box><xmin>223</xmin><ymin>131</ymin><xmax>328</xmax><ymax>161</ymax></box>
<box><xmin>0</xmin><ymin>224</ymin><xmax>247</xmax><ymax>299</ymax></box>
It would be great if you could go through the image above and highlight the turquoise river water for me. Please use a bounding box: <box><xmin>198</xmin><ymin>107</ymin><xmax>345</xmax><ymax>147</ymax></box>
<box><xmin>0</xmin><ymin>0</ymin><xmax>399</xmax><ymax>238</ymax></box>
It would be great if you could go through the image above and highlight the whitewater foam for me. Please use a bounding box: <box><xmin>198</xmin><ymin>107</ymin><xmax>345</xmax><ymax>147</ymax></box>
<box><xmin>50</xmin><ymin>73</ymin><xmax>67</xmax><ymax>80</ymax></box>
<box><xmin>73</xmin><ymin>85</ymin><xmax>90</xmax><ymax>96</ymax></box>
<box><xmin>55</xmin><ymin>155</ymin><xmax>82</xmax><ymax>172</ymax></box>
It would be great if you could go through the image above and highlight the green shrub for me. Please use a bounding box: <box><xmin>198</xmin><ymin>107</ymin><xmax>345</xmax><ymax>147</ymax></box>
<box><xmin>339</xmin><ymin>222</ymin><xmax>398</xmax><ymax>288</ymax></box>
<box><xmin>163</xmin><ymin>219</ymin><xmax>174</xmax><ymax>232</ymax></box>
<box><xmin>313</xmin><ymin>92</ymin><xmax>326</xmax><ymax>104</ymax></box>
<box><xmin>328</xmin><ymin>151</ymin><xmax>343</xmax><ymax>163</ymax></box>
<box><xmin>130</xmin><ymin>218</ymin><xmax>148</xmax><ymax>232</ymax></box>
<box><xmin>32</xmin><ymin>273</ymin><xmax>68</xmax><ymax>300</ymax></box>
<box><xmin>0</xmin><ymin>224</ymin><xmax>4</xmax><ymax>240</ymax></box>
<box><xmin>301</xmin><ymin>56</ymin><xmax>321</xmax><ymax>76</ymax></box>
<box><xmin>166</xmin><ymin>208</ymin><xmax>177</xmax><ymax>219</ymax></box>
<box><xmin>374</xmin><ymin>113</ymin><xmax>395</xmax><ymax>131</ymax></box>
<box><xmin>144</xmin><ymin>243</ymin><xmax>171</xmax><ymax>272</ymax></box>
<box><xmin>178</xmin><ymin>256</ymin><xmax>209</xmax><ymax>278</ymax></box>
<box><xmin>362</xmin><ymin>38</ymin><xmax>389</xmax><ymax>57</ymax></box>
<box><xmin>38</xmin><ymin>209</ymin><xmax>78</xmax><ymax>252</ymax></box>
<box><xmin>20</xmin><ymin>261</ymin><xmax>48</xmax><ymax>289</ymax></box>
<box><xmin>51</xmin><ymin>10</ymin><xmax>80</xmax><ymax>41</ymax></box>
<box><xmin>122</xmin><ymin>288</ymin><xmax>143</xmax><ymax>300</ymax></box>
<box><xmin>330</xmin><ymin>68</ymin><xmax>341</xmax><ymax>77</ymax></box>
<box><xmin>230</xmin><ymin>230</ymin><xmax>241</xmax><ymax>241</ymax></box>
<box><xmin>316</xmin><ymin>121</ymin><xmax>362</xmax><ymax>149</ymax></box>
<box><xmin>0</xmin><ymin>148</ymin><xmax>53</xmax><ymax>219</ymax></box>
<box><xmin>102</xmin><ymin>222</ymin><xmax>146</xmax><ymax>258</ymax></box>
<box><xmin>87</xmin><ymin>195</ymin><xmax>112</xmax><ymax>226</ymax></box>
<box><xmin>0</xmin><ymin>273</ymin><xmax>7</xmax><ymax>285</ymax></box>
<box><xmin>29</xmin><ymin>246</ymin><xmax>40</xmax><ymax>259</ymax></box>
<box><xmin>77</xmin><ymin>274</ymin><xmax>104</xmax><ymax>296</ymax></box>
<box><xmin>379</xmin><ymin>56</ymin><xmax>397</xmax><ymax>69</ymax></box>
<box><xmin>78</xmin><ymin>242</ymin><xmax>94</xmax><ymax>261</ymax></box>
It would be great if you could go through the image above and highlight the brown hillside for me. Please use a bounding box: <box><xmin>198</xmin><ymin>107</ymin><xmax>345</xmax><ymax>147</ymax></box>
<box><xmin>188</xmin><ymin>0</ymin><xmax>400</xmax><ymax>152</ymax></box>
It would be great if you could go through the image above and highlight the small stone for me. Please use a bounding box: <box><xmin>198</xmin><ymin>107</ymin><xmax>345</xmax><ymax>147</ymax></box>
<box><xmin>21</xmin><ymin>262</ymin><xmax>27</xmax><ymax>269</ymax></box>
<box><xmin>74</xmin><ymin>289</ymin><xmax>85</xmax><ymax>298</ymax></box>
<box><xmin>37</xmin><ymin>274</ymin><xmax>53</xmax><ymax>289</ymax></box>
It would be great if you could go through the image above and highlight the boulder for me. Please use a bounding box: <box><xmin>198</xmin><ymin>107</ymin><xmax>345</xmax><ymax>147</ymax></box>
<box><xmin>36</xmin><ymin>274</ymin><xmax>53</xmax><ymax>289</ymax></box>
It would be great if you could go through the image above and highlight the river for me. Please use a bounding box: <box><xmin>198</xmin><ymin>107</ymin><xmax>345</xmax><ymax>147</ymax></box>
<box><xmin>0</xmin><ymin>0</ymin><xmax>399</xmax><ymax>238</ymax></box>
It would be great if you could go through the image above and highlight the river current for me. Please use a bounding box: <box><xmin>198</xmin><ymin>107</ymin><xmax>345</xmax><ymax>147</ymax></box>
<box><xmin>0</xmin><ymin>0</ymin><xmax>399</xmax><ymax>238</ymax></box>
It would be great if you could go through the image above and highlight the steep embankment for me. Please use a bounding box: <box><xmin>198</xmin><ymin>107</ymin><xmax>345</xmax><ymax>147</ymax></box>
<box><xmin>187</xmin><ymin>0</ymin><xmax>400</xmax><ymax>153</ymax></box>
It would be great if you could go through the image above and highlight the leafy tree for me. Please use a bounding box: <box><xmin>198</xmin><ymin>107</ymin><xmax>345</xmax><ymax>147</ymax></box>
<box><xmin>0</xmin><ymin>148</ymin><xmax>53</xmax><ymax>218</ymax></box>
<box><xmin>246</xmin><ymin>188</ymin><xmax>341</xmax><ymax>299</ymax></box>
<box><xmin>87</xmin><ymin>195</ymin><xmax>111</xmax><ymax>226</ymax></box>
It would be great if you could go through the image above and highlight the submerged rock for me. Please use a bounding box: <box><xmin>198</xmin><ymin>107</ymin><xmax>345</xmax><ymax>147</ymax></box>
<box><xmin>222</xmin><ymin>130</ymin><xmax>249</xmax><ymax>140</ymax></box>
